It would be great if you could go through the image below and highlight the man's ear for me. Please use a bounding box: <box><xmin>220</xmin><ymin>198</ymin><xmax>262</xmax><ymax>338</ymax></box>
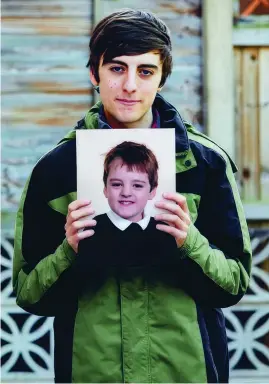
<box><xmin>149</xmin><ymin>186</ymin><xmax>157</xmax><ymax>200</ymax></box>
<box><xmin>90</xmin><ymin>69</ymin><xmax>98</xmax><ymax>87</ymax></box>
<box><xmin>103</xmin><ymin>186</ymin><xmax>108</xmax><ymax>198</ymax></box>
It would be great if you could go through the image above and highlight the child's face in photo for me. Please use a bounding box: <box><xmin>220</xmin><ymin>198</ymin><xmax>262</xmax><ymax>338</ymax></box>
<box><xmin>104</xmin><ymin>158</ymin><xmax>157</xmax><ymax>222</ymax></box>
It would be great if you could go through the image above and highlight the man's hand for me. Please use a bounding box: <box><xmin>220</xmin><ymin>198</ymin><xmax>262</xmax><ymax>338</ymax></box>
<box><xmin>154</xmin><ymin>192</ymin><xmax>191</xmax><ymax>248</ymax></box>
<box><xmin>65</xmin><ymin>199</ymin><xmax>96</xmax><ymax>253</ymax></box>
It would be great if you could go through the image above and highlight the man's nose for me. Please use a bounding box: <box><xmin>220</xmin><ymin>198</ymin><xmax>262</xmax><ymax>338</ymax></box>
<box><xmin>123</xmin><ymin>72</ymin><xmax>137</xmax><ymax>93</ymax></box>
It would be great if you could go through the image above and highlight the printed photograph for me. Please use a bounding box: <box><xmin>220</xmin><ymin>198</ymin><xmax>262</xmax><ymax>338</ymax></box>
<box><xmin>77</xmin><ymin>129</ymin><xmax>176</xmax><ymax>222</ymax></box>
<box><xmin>76</xmin><ymin>128</ymin><xmax>178</xmax><ymax>269</ymax></box>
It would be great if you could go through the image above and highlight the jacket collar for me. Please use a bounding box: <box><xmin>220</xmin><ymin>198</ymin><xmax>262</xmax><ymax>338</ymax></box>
<box><xmin>60</xmin><ymin>93</ymin><xmax>190</xmax><ymax>156</ymax></box>
<box><xmin>96</xmin><ymin>93</ymin><xmax>189</xmax><ymax>155</ymax></box>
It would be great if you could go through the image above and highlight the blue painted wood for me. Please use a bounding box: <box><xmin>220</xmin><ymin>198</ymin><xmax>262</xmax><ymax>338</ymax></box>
<box><xmin>1</xmin><ymin>0</ymin><xmax>93</xmax><ymax>234</ymax></box>
<box><xmin>2</xmin><ymin>0</ymin><xmax>91</xmax><ymax>17</ymax></box>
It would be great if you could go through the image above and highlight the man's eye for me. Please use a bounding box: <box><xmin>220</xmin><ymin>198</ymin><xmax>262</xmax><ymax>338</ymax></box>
<box><xmin>110</xmin><ymin>66</ymin><xmax>124</xmax><ymax>73</ymax></box>
<box><xmin>139</xmin><ymin>69</ymin><xmax>153</xmax><ymax>76</ymax></box>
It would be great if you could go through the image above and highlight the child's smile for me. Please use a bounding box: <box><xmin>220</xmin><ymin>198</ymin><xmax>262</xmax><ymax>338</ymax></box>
<box><xmin>119</xmin><ymin>201</ymin><xmax>135</xmax><ymax>205</ymax></box>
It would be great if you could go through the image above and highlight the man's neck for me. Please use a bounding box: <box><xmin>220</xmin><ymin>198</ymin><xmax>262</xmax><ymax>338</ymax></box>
<box><xmin>104</xmin><ymin>108</ymin><xmax>153</xmax><ymax>129</ymax></box>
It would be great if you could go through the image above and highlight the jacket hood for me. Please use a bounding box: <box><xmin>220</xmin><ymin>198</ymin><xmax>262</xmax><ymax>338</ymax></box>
<box><xmin>153</xmin><ymin>93</ymin><xmax>189</xmax><ymax>154</ymax></box>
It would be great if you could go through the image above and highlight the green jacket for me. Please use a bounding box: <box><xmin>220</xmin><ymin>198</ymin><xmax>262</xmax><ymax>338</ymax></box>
<box><xmin>13</xmin><ymin>94</ymin><xmax>252</xmax><ymax>383</ymax></box>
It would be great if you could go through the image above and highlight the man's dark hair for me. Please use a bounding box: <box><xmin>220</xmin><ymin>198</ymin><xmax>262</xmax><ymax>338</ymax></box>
<box><xmin>103</xmin><ymin>141</ymin><xmax>159</xmax><ymax>191</ymax></box>
<box><xmin>87</xmin><ymin>9</ymin><xmax>172</xmax><ymax>87</ymax></box>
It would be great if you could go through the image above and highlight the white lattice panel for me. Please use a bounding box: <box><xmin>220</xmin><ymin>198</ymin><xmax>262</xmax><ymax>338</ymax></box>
<box><xmin>1</xmin><ymin>237</ymin><xmax>54</xmax><ymax>382</ymax></box>
<box><xmin>1</xmin><ymin>306</ymin><xmax>54</xmax><ymax>382</ymax></box>
<box><xmin>224</xmin><ymin>305</ymin><xmax>269</xmax><ymax>378</ymax></box>
<box><xmin>244</xmin><ymin>231</ymin><xmax>269</xmax><ymax>302</ymax></box>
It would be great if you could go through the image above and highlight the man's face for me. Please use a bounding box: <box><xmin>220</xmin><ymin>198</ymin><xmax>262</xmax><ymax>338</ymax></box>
<box><xmin>104</xmin><ymin>158</ymin><xmax>157</xmax><ymax>222</ymax></box>
<box><xmin>90</xmin><ymin>52</ymin><xmax>163</xmax><ymax>128</ymax></box>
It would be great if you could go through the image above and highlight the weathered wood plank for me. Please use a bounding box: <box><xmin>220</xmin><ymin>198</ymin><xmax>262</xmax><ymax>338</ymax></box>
<box><xmin>233</xmin><ymin>28</ymin><xmax>269</xmax><ymax>46</ymax></box>
<box><xmin>1</xmin><ymin>34</ymin><xmax>90</xmax><ymax>74</ymax></box>
<box><xmin>1</xmin><ymin>0</ymin><xmax>93</xmax><ymax>235</ymax></box>
<box><xmin>164</xmin><ymin>66</ymin><xmax>202</xmax><ymax>128</ymax></box>
<box><xmin>234</xmin><ymin>48</ymin><xmax>243</xmax><ymax>177</ymax></box>
<box><xmin>2</xmin><ymin>17</ymin><xmax>92</xmax><ymax>36</ymax></box>
<box><xmin>2</xmin><ymin>0</ymin><xmax>92</xmax><ymax>36</ymax></box>
<box><xmin>203</xmin><ymin>0</ymin><xmax>235</xmax><ymax>157</ymax></box>
<box><xmin>259</xmin><ymin>48</ymin><xmax>269</xmax><ymax>201</ymax></box>
<box><xmin>2</xmin><ymin>127</ymin><xmax>69</xmax><ymax>213</ymax></box>
<box><xmin>234</xmin><ymin>46</ymin><xmax>268</xmax><ymax>204</ymax></box>
<box><xmin>2</xmin><ymin>0</ymin><xmax>92</xmax><ymax>17</ymax></box>
<box><xmin>241</xmin><ymin>47</ymin><xmax>261</xmax><ymax>200</ymax></box>
<box><xmin>2</xmin><ymin>72</ymin><xmax>91</xmax><ymax>92</ymax></box>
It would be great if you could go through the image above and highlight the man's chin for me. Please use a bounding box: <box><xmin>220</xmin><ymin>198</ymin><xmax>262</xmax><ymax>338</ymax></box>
<box><xmin>115</xmin><ymin>112</ymin><xmax>143</xmax><ymax>125</ymax></box>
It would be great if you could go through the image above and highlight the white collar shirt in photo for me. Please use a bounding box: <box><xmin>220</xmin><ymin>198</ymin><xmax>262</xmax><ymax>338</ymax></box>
<box><xmin>106</xmin><ymin>210</ymin><xmax>151</xmax><ymax>231</ymax></box>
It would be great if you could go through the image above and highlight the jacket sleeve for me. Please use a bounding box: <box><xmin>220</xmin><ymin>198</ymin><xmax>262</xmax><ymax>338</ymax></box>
<box><xmin>178</xmin><ymin>154</ymin><xmax>252</xmax><ymax>308</ymax></box>
<box><xmin>12</xmin><ymin>160</ymin><xmax>76</xmax><ymax>317</ymax></box>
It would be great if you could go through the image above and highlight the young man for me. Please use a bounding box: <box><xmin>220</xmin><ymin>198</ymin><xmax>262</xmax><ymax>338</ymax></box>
<box><xmin>78</xmin><ymin>141</ymin><xmax>178</xmax><ymax>270</ymax></box>
<box><xmin>13</xmin><ymin>9</ymin><xmax>252</xmax><ymax>383</ymax></box>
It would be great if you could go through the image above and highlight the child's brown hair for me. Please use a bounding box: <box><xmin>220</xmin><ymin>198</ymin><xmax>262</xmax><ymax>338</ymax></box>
<box><xmin>103</xmin><ymin>141</ymin><xmax>158</xmax><ymax>191</ymax></box>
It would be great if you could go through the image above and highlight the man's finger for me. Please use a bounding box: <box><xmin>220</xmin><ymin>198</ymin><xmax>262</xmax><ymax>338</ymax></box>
<box><xmin>73</xmin><ymin>219</ymin><xmax>97</xmax><ymax>231</ymax></box>
<box><xmin>155</xmin><ymin>201</ymin><xmax>191</xmax><ymax>224</ymax></box>
<box><xmin>77</xmin><ymin>229</ymin><xmax>95</xmax><ymax>240</ymax></box>
<box><xmin>67</xmin><ymin>229</ymin><xmax>95</xmax><ymax>252</ymax></box>
<box><xmin>155</xmin><ymin>213</ymin><xmax>188</xmax><ymax>231</ymax></box>
<box><xmin>156</xmin><ymin>224</ymin><xmax>186</xmax><ymax>243</ymax></box>
<box><xmin>163</xmin><ymin>192</ymin><xmax>189</xmax><ymax>214</ymax></box>
<box><xmin>66</xmin><ymin>218</ymin><xmax>96</xmax><ymax>237</ymax></box>
<box><xmin>68</xmin><ymin>199</ymin><xmax>91</xmax><ymax>214</ymax></box>
<box><xmin>68</xmin><ymin>206</ymin><xmax>95</xmax><ymax>223</ymax></box>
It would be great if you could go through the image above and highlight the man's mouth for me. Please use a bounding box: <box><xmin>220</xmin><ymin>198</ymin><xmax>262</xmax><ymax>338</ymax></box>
<box><xmin>116</xmin><ymin>99</ymin><xmax>141</xmax><ymax>106</ymax></box>
<box><xmin>119</xmin><ymin>201</ymin><xmax>134</xmax><ymax>206</ymax></box>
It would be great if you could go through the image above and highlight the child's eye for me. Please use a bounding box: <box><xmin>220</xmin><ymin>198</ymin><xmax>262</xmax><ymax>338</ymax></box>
<box><xmin>134</xmin><ymin>184</ymin><xmax>144</xmax><ymax>189</ymax></box>
<box><xmin>111</xmin><ymin>182</ymin><xmax>122</xmax><ymax>187</ymax></box>
<box><xmin>110</xmin><ymin>66</ymin><xmax>124</xmax><ymax>73</ymax></box>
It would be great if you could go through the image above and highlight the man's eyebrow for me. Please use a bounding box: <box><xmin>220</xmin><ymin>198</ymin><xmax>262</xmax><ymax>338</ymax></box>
<box><xmin>103</xmin><ymin>59</ymin><xmax>159</xmax><ymax>70</ymax></box>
